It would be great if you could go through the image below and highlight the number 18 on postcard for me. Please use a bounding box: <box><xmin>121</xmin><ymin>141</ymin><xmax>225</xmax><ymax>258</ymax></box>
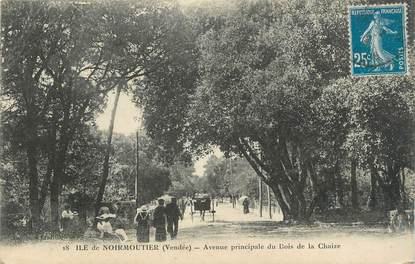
<box><xmin>349</xmin><ymin>4</ymin><xmax>408</xmax><ymax>76</ymax></box>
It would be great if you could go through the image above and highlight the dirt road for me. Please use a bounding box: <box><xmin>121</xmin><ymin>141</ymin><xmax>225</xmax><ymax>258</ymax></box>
<box><xmin>1</xmin><ymin>202</ymin><xmax>414</xmax><ymax>264</ymax></box>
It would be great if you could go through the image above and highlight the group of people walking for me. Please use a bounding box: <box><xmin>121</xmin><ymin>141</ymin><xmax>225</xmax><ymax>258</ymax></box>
<box><xmin>61</xmin><ymin>196</ymin><xmax>186</xmax><ymax>242</ymax></box>
<box><xmin>134</xmin><ymin>197</ymin><xmax>183</xmax><ymax>242</ymax></box>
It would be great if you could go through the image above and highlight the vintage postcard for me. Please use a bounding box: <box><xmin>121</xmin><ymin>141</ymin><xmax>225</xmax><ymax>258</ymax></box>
<box><xmin>0</xmin><ymin>0</ymin><xmax>414</xmax><ymax>263</ymax></box>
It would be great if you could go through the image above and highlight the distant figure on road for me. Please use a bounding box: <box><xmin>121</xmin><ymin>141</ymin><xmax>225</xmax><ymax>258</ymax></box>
<box><xmin>153</xmin><ymin>199</ymin><xmax>167</xmax><ymax>242</ymax></box>
<box><xmin>134</xmin><ymin>206</ymin><xmax>150</xmax><ymax>243</ymax></box>
<box><xmin>178</xmin><ymin>198</ymin><xmax>187</xmax><ymax>218</ymax></box>
<box><xmin>243</xmin><ymin>199</ymin><xmax>250</xmax><ymax>214</ymax></box>
<box><xmin>165</xmin><ymin>197</ymin><xmax>183</xmax><ymax>239</ymax></box>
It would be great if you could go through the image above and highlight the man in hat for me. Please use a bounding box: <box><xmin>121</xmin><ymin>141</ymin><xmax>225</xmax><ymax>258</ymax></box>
<box><xmin>152</xmin><ymin>199</ymin><xmax>167</xmax><ymax>242</ymax></box>
<box><xmin>165</xmin><ymin>197</ymin><xmax>183</xmax><ymax>239</ymax></box>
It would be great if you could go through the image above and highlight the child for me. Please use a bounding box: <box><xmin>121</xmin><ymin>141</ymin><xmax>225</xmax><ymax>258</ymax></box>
<box><xmin>96</xmin><ymin>213</ymin><xmax>115</xmax><ymax>239</ymax></box>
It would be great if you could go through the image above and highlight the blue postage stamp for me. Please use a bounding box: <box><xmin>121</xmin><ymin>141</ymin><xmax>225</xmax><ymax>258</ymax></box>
<box><xmin>349</xmin><ymin>4</ymin><xmax>408</xmax><ymax>76</ymax></box>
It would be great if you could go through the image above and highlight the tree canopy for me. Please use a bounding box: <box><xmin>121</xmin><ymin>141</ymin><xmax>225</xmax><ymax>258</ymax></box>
<box><xmin>134</xmin><ymin>0</ymin><xmax>415</xmax><ymax>220</ymax></box>
<box><xmin>1</xmin><ymin>0</ymin><xmax>414</xmax><ymax>235</ymax></box>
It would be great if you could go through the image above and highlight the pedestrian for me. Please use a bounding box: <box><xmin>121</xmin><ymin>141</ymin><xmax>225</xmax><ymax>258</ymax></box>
<box><xmin>178</xmin><ymin>198</ymin><xmax>186</xmax><ymax>218</ymax></box>
<box><xmin>134</xmin><ymin>206</ymin><xmax>150</xmax><ymax>243</ymax></box>
<box><xmin>165</xmin><ymin>197</ymin><xmax>183</xmax><ymax>239</ymax></box>
<box><xmin>61</xmin><ymin>204</ymin><xmax>77</xmax><ymax>236</ymax></box>
<box><xmin>243</xmin><ymin>199</ymin><xmax>250</xmax><ymax>214</ymax></box>
<box><xmin>96</xmin><ymin>213</ymin><xmax>115</xmax><ymax>239</ymax></box>
<box><xmin>152</xmin><ymin>199</ymin><xmax>167</xmax><ymax>242</ymax></box>
<box><xmin>188</xmin><ymin>197</ymin><xmax>194</xmax><ymax>216</ymax></box>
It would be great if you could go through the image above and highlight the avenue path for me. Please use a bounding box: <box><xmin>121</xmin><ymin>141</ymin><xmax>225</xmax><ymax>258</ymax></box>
<box><xmin>128</xmin><ymin>201</ymin><xmax>281</xmax><ymax>241</ymax></box>
<box><xmin>0</xmin><ymin>202</ymin><xmax>414</xmax><ymax>264</ymax></box>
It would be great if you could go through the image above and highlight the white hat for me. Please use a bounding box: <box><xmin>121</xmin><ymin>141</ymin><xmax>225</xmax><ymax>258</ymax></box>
<box><xmin>96</xmin><ymin>213</ymin><xmax>116</xmax><ymax>220</ymax></box>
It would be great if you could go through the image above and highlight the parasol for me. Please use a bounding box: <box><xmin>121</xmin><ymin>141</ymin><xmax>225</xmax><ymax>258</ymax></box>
<box><xmin>194</xmin><ymin>193</ymin><xmax>210</xmax><ymax>199</ymax></box>
<box><xmin>238</xmin><ymin>196</ymin><xmax>249</xmax><ymax>202</ymax></box>
<box><xmin>158</xmin><ymin>194</ymin><xmax>175</xmax><ymax>203</ymax></box>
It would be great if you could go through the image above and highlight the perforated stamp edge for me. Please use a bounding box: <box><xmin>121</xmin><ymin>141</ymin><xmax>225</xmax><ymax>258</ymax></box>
<box><xmin>347</xmin><ymin>2</ymin><xmax>410</xmax><ymax>77</ymax></box>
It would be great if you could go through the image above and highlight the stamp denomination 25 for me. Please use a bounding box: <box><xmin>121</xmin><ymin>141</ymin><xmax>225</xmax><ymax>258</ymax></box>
<box><xmin>349</xmin><ymin>4</ymin><xmax>408</xmax><ymax>76</ymax></box>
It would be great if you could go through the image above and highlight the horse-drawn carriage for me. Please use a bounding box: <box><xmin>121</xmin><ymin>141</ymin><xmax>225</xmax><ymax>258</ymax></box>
<box><xmin>191</xmin><ymin>193</ymin><xmax>215</xmax><ymax>221</ymax></box>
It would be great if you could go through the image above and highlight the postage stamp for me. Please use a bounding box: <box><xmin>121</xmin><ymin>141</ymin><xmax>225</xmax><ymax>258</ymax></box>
<box><xmin>349</xmin><ymin>4</ymin><xmax>408</xmax><ymax>76</ymax></box>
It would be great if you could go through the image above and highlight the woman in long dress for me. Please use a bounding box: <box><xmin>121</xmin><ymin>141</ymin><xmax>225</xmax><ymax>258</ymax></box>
<box><xmin>360</xmin><ymin>12</ymin><xmax>397</xmax><ymax>71</ymax></box>
<box><xmin>134</xmin><ymin>206</ymin><xmax>150</xmax><ymax>243</ymax></box>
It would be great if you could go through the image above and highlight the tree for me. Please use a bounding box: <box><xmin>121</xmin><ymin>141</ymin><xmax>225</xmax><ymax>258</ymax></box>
<box><xmin>346</xmin><ymin>77</ymin><xmax>415</xmax><ymax>212</ymax></box>
<box><xmin>168</xmin><ymin>162</ymin><xmax>198</xmax><ymax>197</ymax></box>
<box><xmin>2</xmin><ymin>0</ymin><xmax>50</xmax><ymax>232</ymax></box>
<box><xmin>135</xmin><ymin>0</ymin><xmax>414</xmax><ymax>221</ymax></box>
<box><xmin>224</xmin><ymin>158</ymin><xmax>258</xmax><ymax>199</ymax></box>
<box><xmin>95</xmin><ymin>0</ymin><xmax>198</xmax><ymax>210</ymax></box>
<box><xmin>2</xmin><ymin>0</ymin><xmax>121</xmax><ymax>230</ymax></box>
<box><xmin>199</xmin><ymin>156</ymin><xmax>228</xmax><ymax>197</ymax></box>
<box><xmin>196</xmin><ymin>156</ymin><xmax>259</xmax><ymax>203</ymax></box>
<box><xmin>1</xmin><ymin>0</ymin><xmax>199</xmax><ymax>231</ymax></box>
<box><xmin>179</xmin><ymin>0</ymin><xmax>349</xmax><ymax>220</ymax></box>
<box><xmin>103</xmin><ymin>133</ymin><xmax>172</xmax><ymax>204</ymax></box>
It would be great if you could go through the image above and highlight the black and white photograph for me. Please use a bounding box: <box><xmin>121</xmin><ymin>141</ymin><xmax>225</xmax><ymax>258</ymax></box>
<box><xmin>0</xmin><ymin>0</ymin><xmax>414</xmax><ymax>263</ymax></box>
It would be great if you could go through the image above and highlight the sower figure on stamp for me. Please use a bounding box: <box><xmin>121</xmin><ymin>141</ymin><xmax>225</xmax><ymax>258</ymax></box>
<box><xmin>360</xmin><ymin>12</ymin><xmax>397</xmax><ymax>71</ymax></box>
<box><xmin>134</xmin><ymin>206</ymin><xmax>150</xmax><ymax>243</ymax></box>
<box><xmin>152</xmin><ymin>199</ymin><xmax>167</xmax><ymax>242</ymax></box>
<box><xmin>165</xmin><ymin>197</ymin><xmax>183</xmax><ymax>239</ymax></box>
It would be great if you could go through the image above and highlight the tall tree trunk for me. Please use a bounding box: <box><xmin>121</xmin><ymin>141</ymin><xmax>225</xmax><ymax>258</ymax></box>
<box><xmin>350</xmin><ymin>159</ymin><xmax>359</xmax><ymax>210</ymax></box>
<box><xmin>334</xmin><ymin>159</ymin><xmax>344</xmax><ymax>208</ymax></box>
<box><xmin>236</xmin><ymin>137</ymin><xmax>311</xmax><ymax>221</ymax></box>
<box><xmin>297</xmin><ymin>192</ymin><xmax>307</xmax><ymax>220</ymax></box>
<box><xmin>258</xmin><ymin>178</ymin><xmax>263</xmax><ymax>217</ymax></box>
<box><xmin>50</xmin><ymin>111</ymin><xmax>71</xmax><ymax>230</ymax></box>
<box><xmin>96</xmin><ymin>84</ymin><xmax>122</xmax><ymax>213</ymax></box>
<box><xmin>23</xmin><ymin>60</ymin><xmax>41</xmax><ymax>234</ymax></box>
<box><xmin>267</xmin><ymin>185</ymin><xmax>272</xmax><ymax>219</ymax></box>
<box><xmin>39</xmin><ymin>163</ymin><xmax>52</xmax><ymax>213</ymax></box>
<box><xmin>373</xmin><ymin>163</ymin><xmax>401</xmax><ymax>214</ymax></box>
<box><xmin>308</xmin><ymin>162</ymin><xmax>326</xmax><ymax>213</ymax></box>
<box><xmin>39</xmin><ymin>119</ymin><xmax>57</xmax><ymax>213</ymax></box>
<box><xmin>135</xmin><ymin>131</ymin><xmax>140</xmax><ymax>207</ymax></box>
<box><xmin>386</xmin><ymin>164</ymin><xmax>401</xmax><ymax>211</ymax></box>
<box><xmin>276</xmin><ymin>184</ymin><xmax>300</xmax><ymax>221</ymax></box>
<box><xmin>272</xmin><ymin>184</ymin><xmax>291</xmax><ymax>220</ymax></box>
<box><xmin>50</xmin><ymin>143</ymin><xmax>70</xmax><ymax>230</ymax></box>
<box><xmin>368</xmin><ymin>162</ymin><xmax>378</xmax><ymax>210</ymax></box>
<box><xmin>26</xmin><ymin>122</ymin><xmax>40</xmax><ymax>234</ymax></box>
<box><xmin>49</xmin><ymin>175</ymin><xmax>60</xmax><ymax>231</ymax></box>
<box><xmin>401</xmin><ymin>168</ymin><xmax>406</xmax><ymax>208</ymax></box>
